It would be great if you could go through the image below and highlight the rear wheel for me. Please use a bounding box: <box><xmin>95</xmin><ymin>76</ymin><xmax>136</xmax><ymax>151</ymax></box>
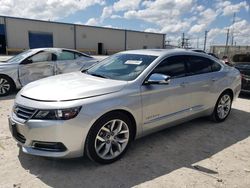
<box><xmin>0</xmin><ymin>75</ymin><xmax>15</xmax><ymax>96</ymax></box>
<box><xmin>85</xmin><ymin>112</ymin><xmax>133</xmax><ymax>164</ymax></box>
<box><xmin>211</xmin><ymin>92</ymin><xmax>232</xmax><ymax>122</ymax></box>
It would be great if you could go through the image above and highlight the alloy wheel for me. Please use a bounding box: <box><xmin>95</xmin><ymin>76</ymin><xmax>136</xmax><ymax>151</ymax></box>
<box><xmin>0</xmin><ymin>78</ymin><xmax>11</xmax><ymax>95</ymax></box>
<box><xmin>94</xmin><ymin>119</ymin><xmax>130</xmax><ymax>160</ymax></box>
<box><xmin>217</xmin><ymin>94</ymin><xmax>231</xmax><ymax>119</ymax></box>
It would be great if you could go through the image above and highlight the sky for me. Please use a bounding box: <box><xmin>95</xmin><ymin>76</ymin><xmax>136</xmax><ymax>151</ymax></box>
<box><xmin>0</xmin><ymin>0</ymin><xmax>250</xmax><ymax>49</ymax></box>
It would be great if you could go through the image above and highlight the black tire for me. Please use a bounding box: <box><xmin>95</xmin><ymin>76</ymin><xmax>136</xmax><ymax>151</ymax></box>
<box><xmin>211</xmin><ymin>91</ymin><xmax>233</xmax><ymax>122</ymax></box>
<box><xmin>85</xmin><ymin>112</ymin><xmax>134</xmax><ymax>164</ymax></box>
<box><xmin>0</xmin><ymin>75</ymin><xmax>15</xmax><ymax>97</ymax></box>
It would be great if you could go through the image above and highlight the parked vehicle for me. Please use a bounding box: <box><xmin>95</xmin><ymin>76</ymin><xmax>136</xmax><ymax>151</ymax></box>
<box><xmin>0</xmin><ymin>48</ymin><xmax>99</xmax><ymax>96</ymax></box>
<box><xmin>208</xmin><ymin>53</ymin><xmax>219</xmax><ymax>59</ymax></box>
<box><xmin>190</xmin><ymin>49</ymin><xmax>206</xmax><ymax>53</ymax></box>
<box><xmin>233</xmin><ymin>54</ymin><xmax>250</xmax><ymax>93</ymax></box>
<box><xmin>9</xmin><ymin>49</ymin><xmax>241</xmax><ymax>164</ymax></box>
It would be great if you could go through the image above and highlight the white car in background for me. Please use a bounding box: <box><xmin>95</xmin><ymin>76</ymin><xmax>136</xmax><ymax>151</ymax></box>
<box><xmin>0</xmin><ymin>48</ymin><xmax>99</xmax><ymax>96</ymax></box>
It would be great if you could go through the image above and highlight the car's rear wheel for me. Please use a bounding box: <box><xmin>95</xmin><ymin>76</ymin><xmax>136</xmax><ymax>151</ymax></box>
<box><xmin>0</xmin><ymin>75</ymin><xmax>15</xmax><ymax>96</ymax></box>
<box><xmin>211</xmin><ymin>92</ymin><xmax>232</xmax><ymax>122</ymax></box>
<box><xmin>85</xmin><ymin>112</ymin><xmax>133</xmax><ymax>164</ymax></box>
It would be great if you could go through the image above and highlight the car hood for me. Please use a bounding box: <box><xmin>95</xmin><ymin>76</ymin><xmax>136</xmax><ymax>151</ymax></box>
<box><xmin>20</xmin><ymin>72</ymin><xmax>128</xmax><ymax>101</ymax></box>
<box><xmin>0</xmin><ymin>62</ymin><xmax>19</xmax><ymax>69</ymax></box>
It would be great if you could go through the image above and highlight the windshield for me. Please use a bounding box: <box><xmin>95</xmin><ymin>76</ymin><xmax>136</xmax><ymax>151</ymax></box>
<box><xmin>7</xmin><ymin>50</ymin><xmax>34</xmax><ymax>63</ymax></box>
<box><xmin>86</xmin><ymin>53</ymin><xmax>157</xmax><ymax>81</ymax></box>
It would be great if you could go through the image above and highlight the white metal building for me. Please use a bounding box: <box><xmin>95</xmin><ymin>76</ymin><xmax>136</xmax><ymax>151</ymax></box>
<box><xmin>0</xmin><ymin>16</ymin><xmax>165</xmax><ymax>55</ymax></box>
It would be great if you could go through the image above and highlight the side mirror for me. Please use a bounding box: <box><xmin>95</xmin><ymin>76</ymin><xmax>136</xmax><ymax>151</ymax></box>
<box><xmin>21</xmin><ymin>58</ymin><xmax>33</xmax><ymax>65</ymax></box>
<box><xmin>144</xmin><ymin>73</ymin><xmax>171</xmax><ymax>85</ymax></box>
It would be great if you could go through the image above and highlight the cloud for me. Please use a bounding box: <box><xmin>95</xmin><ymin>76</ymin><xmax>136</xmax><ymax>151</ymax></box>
<box><xmin>113</xmin><ymin>0</ymin><xmax>142</xmax><ymax>12</ymax></box>
<box><xmin>85</xmin><ymin>18</ymin><xmax>99</xmax><ymax>26</ymax></box>
<box><xmin>0</xmin><ymin>0</ymin><xmax>105</xmax><ymax>20</ymax></box>
<box><xmin>216</xmin><ymin>1</ymin><xmax>249</xmax><ymax>16</ymax></box>
<box><xmin>188</xmin><ymin>8</ymin><xmax>218</xmax><ymax>34</ymax></box>
<box><xmin>124</xmin><ymin>0</ymin><xmax>194</xmax><ymax>33</ymax></box>
<box><xmin>101</xmin><ymin>6</ymin><xmax>113</xmax><ymax>21</ymax></box>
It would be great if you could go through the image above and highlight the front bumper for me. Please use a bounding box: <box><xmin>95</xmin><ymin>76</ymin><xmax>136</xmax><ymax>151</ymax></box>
<box><xmin>9</xmin><ymin>111</ymin><xmax>93</xmax><ymax>158</ymax></box>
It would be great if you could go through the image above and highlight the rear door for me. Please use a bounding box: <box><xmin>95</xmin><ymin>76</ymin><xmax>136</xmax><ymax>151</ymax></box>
<box><xmin>55</xmin><ymin>50</ymin><xmax>94</xmax><ymax>74</ymax></box>
<box><xmin>185</xmin><ymin>55</ymin><xmax>222</xmax><ymax>112</ymax></box>
<box><xmin>18</xmin><ymin>51</ymin><xmax>55</xmax><ymax>86</ymax></box>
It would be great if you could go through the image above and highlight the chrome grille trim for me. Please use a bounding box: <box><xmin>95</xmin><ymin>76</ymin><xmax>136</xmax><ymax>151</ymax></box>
<box><xmin>13</xmin><ymin>105</ymin><xmax>37</xmax><ymax>121</ymax></box>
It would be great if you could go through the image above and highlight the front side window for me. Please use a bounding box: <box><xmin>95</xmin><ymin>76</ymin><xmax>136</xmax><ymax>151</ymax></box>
<box><xmin>186</xmin><ymin>56</ymin><xmax>212</xmax><ymax>75</ymax></box>
<box><xmin>86</xmin><ymin>53</ymin><xmax>157</xmax><ymax>81</ymax></box>
<box><xmin>30</xmin><ymin>52</ymin><xmax>52</xmax><ymax>63</ymax></box>
<box><xmin>152</xmin><ymin>56</ymin><xmax>187</xmax><ymax>78</ymax></box>
<box><xmin>57</xmin><ymin>51</ymin><xmax>75</xmax><ymax>61</ymax></box>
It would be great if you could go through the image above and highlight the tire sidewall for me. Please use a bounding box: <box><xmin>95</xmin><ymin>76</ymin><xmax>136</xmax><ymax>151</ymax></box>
<box><xmin>86</xmin><ymin>112</ymin><xmax>133</xmax><ymax>164</ymax></box>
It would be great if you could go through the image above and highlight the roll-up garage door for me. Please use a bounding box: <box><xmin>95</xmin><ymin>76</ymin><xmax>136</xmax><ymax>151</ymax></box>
<box><xmin>29</xmin><ymin>32</ymin><xmax>53</xmax><ymax>49</ymax></box>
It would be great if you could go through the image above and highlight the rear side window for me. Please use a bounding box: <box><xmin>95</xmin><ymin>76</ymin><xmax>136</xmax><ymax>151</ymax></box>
<box><xmin>75</xmin><ymin>52</ymin><xmax>92</xmax><ymax>59</ymax></box>
<box><xmin>57</xmin><ymin>51</ymin><xmax>75</xmax><ymax>60</ymax></box>
<box><xmin>211</xmin><ymin>61</ymin><xmax>221</xmax><ymax>72</ymax></box>
<box><xmin>153</xmin><ymin>56</ymin><xmax>187</xmax><ymax>78</ymax></box>
<box><xmin>186</xmin><ymin>56</ymin><xmax>212</xmax><ymax>75</ymax></box>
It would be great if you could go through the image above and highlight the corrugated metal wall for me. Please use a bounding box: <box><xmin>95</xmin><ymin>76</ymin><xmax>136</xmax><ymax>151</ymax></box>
<box><xmin>1</xmin><ymin>16</ymin><xmax>165</xmax><ymax>55</ymax></box>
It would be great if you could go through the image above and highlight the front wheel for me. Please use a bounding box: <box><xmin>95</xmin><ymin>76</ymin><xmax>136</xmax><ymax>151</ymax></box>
<box><xmin>211</xmin><ymin>92</ymin><xmax>232</xmax><ymax>122</ymax></box>
<box><xmin>85</xmin><ymin>112</ymin><xmax>133</xmax><ymax>164</ymax></box>
<box><xmin>0</xmin><ymin>76</ymin><xmax>15</xmax><ymax>97</ymax></box>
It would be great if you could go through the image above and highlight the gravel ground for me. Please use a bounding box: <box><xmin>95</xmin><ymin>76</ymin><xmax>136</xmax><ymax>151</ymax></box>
<box><xmin>0</xmin><ymin>93</ymin><xmax>250</xmax><ymax>188</ymax></box>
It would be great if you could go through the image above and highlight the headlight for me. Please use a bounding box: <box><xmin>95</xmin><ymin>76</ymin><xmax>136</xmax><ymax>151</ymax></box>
<box><xmin>32</xmin><ymin>107</ymin><xmax>82</xmax><ymax>120</ymax></box>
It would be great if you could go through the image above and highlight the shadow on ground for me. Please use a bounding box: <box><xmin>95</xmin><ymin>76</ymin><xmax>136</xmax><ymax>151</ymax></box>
<box><xmin>0</xmin><ymin>92</ymin><xmax>17</xmax><ymax>101</ymax></box>
<box><xmin>239</xmin><ymin>93</ymin><xmax>250</xmax><ymax>100</ymax></box>
<box><xmin>18</xmin><ymin>108</ymin><xmax>250</xmax><ymax>188</ymax></box>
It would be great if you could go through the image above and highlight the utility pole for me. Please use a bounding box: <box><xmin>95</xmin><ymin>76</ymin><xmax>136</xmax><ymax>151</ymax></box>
<box><xmin>203</xmin><ymin>30</ymin><xmax>208</xmax><ymax>51</ymax></box>
<box><xmin>231</xmin><ymin>12</ymin><xmax>236</xmax><ymax>46</ymax></box>
<box><xmin>225</xmin><ymin>28</ymin><xmax>230</xmax><ymax>55</ymax></box>
<box><xmin>181</xmin><ymin>33</ymin><xmax>185</xmax><ymax>48</ymax></box>
<box><xmin>196</xmin><ymin>37</ymin><xmax>199</xmax><ymax>48</ymax></box>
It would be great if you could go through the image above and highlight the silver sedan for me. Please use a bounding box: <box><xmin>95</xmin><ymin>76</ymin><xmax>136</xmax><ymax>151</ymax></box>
<box><xmin>9</xmin><ymin>49</ymin><xmax>241</xmax><ymax>164</ymax></box>
<box><xmin>0</xmin><ymin>48</ymin><xmax>99</xmax><ymax>96</ymax></box>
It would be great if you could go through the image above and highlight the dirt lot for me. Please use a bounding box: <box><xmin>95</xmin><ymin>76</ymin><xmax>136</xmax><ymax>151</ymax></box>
<box><xmin>0</xmin><ymin>93</ymin><xmax>250</xmax><ymax>188</ymax></box>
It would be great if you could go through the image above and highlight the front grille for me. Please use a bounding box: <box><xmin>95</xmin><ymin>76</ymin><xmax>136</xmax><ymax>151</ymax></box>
<box><xmin>14</xmin><ymin>105</ymin><xmax>36</xmax><ymax>120</ymax></box>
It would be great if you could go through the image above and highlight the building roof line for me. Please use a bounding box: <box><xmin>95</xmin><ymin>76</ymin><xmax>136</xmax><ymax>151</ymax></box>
<box><xmin>0</xmin><ymin>15</ymin><xmax>165</xmax><ymax>36</ymax></box>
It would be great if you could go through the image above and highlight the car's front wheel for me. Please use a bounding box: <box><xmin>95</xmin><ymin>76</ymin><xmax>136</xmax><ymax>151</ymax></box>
<box><xmin>0</xmin><ymin>75</ymin><xmax>15</xmax><ymax>97</ymax></box>
<box><xmin>85</xmin><ymin>112</ymin><xmax>133</xmax><ymax>164</ymax></box>
<box><xmin>211</xmin><ymin>91</ymin><xmax>232</xmax><ymax>122</ymax></box>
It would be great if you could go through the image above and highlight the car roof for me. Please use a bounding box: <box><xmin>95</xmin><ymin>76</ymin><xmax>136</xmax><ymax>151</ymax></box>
<box><xmin>119</xmin><ymin>48</ymin><xmax>209</xmax><ymax>58</ymax></box>
<box><xmin>28</xmin><ymin>48</ymin><xmax>92</xmax><ymax>57</ymax></box>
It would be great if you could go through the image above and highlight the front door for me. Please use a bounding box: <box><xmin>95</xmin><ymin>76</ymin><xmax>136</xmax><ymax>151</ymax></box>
<box><xmin>18</xmin><ymin>51</ymin><xmax>55</xmax><ymax>86</ymax></box>
<box><xmin>141</xmin><ymin>55</ymin><xmax>191</xmax><ymax>134</ymax></box>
